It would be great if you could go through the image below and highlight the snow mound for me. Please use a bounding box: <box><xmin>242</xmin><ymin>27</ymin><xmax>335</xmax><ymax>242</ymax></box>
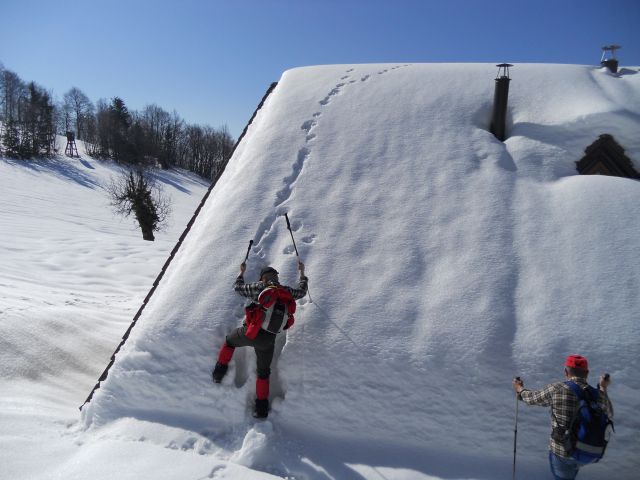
<box><xmin>81</xmin><ymin>64</ymin><xmax>640</xmax><ymax>479</ymax></box>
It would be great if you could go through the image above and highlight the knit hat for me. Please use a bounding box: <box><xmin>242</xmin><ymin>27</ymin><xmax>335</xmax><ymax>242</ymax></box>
<box><xmin>260</xmin><ymin>266</ymin><xmax>279</xmax><ymax>278</ymax></box>
<box><xmin>565</xmin><ymin>354</ymin><xmax>589</xmax><ymax>370</ymax></box>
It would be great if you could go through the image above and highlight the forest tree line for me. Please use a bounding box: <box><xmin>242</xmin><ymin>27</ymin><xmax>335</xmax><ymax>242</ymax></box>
<box><xmin>0</xmin><ymin>64</ymin><xmax>234</xmax><ymax>180</ymax></box>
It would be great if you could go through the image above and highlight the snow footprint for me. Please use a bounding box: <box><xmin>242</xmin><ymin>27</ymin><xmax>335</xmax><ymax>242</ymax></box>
<box><xmin>282</xmin><ymin>245</ymin><xmax>296</xmax><ymax>255</ymax></box>
<box><xmin>251</xmin><ymin>219</ymin><xmax>278</xmax><ymax>255</ymax></box>
<box><xmin>300</xmin><ymin>119</ymin><xmax>318</xmax><ymax>141</ymax></box>
<box><xmin>233</xmin><ymin>347</ymin><xmax>251</xmax><ymax>388</ymax></box>
<box><xmin>301</xmin><ymin>234</ymin><xmax>316</xmax><ymax>244</ymax></box>
<box><xmin>319</xmin><ymin>83</ymin><xmax>345</xmax><ymax>106</ymax></box>
<box><xmin>274</xmin><ymin>147</ymin><xmax>310</xmax><ymax>206</ymax></box>
<box><xmin>281</xmin><ymin>233</ymin><xmax>312</xmax><ymax>255</ymax></box>
<box><xmin>301</xmin><ymin>119</ymin><xmax>316</xmax><ymax>134</ymax></box>
<box><xmin>208</xmin><ymin>466</ymin><xmax>227</xmax><ymax>478</ymax></box>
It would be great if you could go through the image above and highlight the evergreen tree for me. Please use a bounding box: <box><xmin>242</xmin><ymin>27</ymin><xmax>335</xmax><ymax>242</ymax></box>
<box><xmin>109</xmin><ymin>97</ymin><xmax>133</xmax><ymax>162</ymax></box>
<box><xmin>20</xmin><ymin>82</ymin><xmax>55</xmax><ymax>157</ymax></box>
<box><xmin>2</xmin><ymin>120</ymin><xmax>21</xmax><ymax>158</ymax></box>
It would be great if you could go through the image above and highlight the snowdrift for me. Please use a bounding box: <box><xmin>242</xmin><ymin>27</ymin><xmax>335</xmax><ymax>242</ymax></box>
<box><xmin>81</xmin><ymin>64</ymin><xmax>640</xmax><ymax>478</ymax></box>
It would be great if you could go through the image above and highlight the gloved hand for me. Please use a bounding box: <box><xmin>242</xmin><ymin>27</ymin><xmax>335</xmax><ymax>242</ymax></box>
<box><xmin>512</xmin><ymin>376</ymin><xmax>524</xmax><ymax>394</ymax></box>
<box><xmin>283</xmin><ymin>315</ymin><xmax>295</xmax><ymax>330</ymax></box>
<box><xmin>599</xmin><ymin>373</ymin><xmax>611</xmax><ymax>392</ymax></box>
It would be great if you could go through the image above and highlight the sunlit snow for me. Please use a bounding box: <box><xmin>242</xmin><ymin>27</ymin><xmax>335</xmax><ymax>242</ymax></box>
<box><xmin>2</xmin><ymin>63</ymin><xmax>639</xmax><ymax>479</ymax></box>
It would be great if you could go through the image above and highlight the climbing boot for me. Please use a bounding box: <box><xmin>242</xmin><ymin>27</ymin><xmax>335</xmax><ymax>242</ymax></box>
<box><xmin>254</xmin><ymin>399</ymin><xmax>269</xmax><ymax>419</ymax></box>
<box><xmin>211</xmin><ymin>362</ymin><xmax>228</xmax><ymax>383</ymax></box>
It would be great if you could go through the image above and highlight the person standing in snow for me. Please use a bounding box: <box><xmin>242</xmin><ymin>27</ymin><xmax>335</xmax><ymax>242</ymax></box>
<box><xmin>512</xmin><ymin>355</ymin><xmax>613</xmax><ymax>480</ymax></box>
<box><xmin>212</xmin><ymin>261</ymin><xmax>308</xmax><ymax>418</ymax></box>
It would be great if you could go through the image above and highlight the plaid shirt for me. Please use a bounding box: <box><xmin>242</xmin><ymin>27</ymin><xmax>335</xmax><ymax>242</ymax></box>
<box><xmin>234</xmin><ymin>274</ymin><xmax>308</xmax><ymax>302</ymax></box>
<box><xmin>520</xmin><ymin>377</ymin><xmax>614</xmax><ymax>458</ymax></box>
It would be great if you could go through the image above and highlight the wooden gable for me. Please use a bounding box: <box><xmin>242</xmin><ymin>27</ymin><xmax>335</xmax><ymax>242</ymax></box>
<box><xmin>576</xmin><ymin>134</ymin><xmax>640</xmax><ymax>179</ymax></box>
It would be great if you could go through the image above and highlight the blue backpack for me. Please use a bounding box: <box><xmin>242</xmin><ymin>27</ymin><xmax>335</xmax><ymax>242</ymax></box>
<box><xmin>564</xmin><ymin>381</ymin><xmax>614</xmax><ymax>464</ymax></box>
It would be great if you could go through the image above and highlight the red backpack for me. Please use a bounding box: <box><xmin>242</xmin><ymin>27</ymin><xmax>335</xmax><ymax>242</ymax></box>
<box><xmin>245</xmin><ymin>286</ymin><xmax>296</xmax><ymax>339</ymax></box>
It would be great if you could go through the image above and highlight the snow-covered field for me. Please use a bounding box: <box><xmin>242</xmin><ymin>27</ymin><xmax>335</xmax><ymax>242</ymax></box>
<box><xmin>0</xmin><ymin>142</ymin><xmax>212</xmax><ymax>478</ymax></box>
<box><xmin>2</xmin><ymin>64</ymin><xmax>640</xmax><ymax>480</ymax></box>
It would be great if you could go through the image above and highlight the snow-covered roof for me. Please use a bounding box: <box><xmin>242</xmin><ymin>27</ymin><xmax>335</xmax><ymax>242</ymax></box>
<box><xmin>81</xmin><ymin>63</ymin><xmax>640</xmax><ymax>478</ymax></box>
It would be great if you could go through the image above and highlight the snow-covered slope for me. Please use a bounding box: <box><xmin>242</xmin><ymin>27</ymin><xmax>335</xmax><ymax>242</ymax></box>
<box><xmin>1</xmin><ymin>148</ymin><xmax>207</xmax><ymax>380</ymax></box>
<box><xmin>0</xmin><ymin>141</ymin><xmax>211</xmax><ymax>479</ymax></box>
<box><xmin>6</xmin><ymin>64</ymin><xmax>640</xmax><ymax>480</ymax></box>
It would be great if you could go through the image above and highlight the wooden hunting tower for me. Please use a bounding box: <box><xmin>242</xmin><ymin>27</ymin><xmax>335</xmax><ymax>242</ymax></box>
<box><xmin>65</xmin><ymin>131</ymin><xmax>78</xmax><ymax>157</ymax></box>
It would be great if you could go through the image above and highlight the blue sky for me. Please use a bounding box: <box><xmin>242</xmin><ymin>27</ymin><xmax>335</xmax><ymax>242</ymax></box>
<box><xmin>1</xmin><ymin>0</ymin><xmax>638</xmax><ymax>139</ymax></box>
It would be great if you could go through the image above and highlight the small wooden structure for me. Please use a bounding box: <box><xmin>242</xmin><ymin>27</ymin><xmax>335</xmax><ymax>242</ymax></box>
<box><xmin>576</xmin><ymin>134</ymin><xmax>639</xmax><ymax>179</ymax></box>
<box><xmin>65</xmin><ymin>131</ymin><xmax>79</xmax><ymax>157</ymax></box>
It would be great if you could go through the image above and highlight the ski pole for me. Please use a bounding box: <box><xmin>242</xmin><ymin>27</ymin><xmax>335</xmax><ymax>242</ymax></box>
<box><xmin>242</xmin><ymin>239</ymin><xmax>253</xmax><ymax>264</ymax></box>
<box><xmin>513</xmin><ymin>377</ymin><xmax>520</xmax><ymax>480</ymax></box>
<box><xmin>284</xmin><ymin>213</ymin><xmax>312</xmax><ymax>302</ymax></box>
<box><xmin>284</xmin><ymin>213</ymin><xmax>299</xmax><ymax>257</ymax></box>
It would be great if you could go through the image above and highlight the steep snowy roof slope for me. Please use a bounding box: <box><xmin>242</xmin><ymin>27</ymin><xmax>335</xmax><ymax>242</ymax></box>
<box><xmin>81</xmin><ymin>64</ymin><xmax>640</xmax><ymax>479</ymax></box>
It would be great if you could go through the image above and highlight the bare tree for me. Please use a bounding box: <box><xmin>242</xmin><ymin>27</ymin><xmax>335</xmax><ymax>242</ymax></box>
<box><xmin>1</xmin><ymin>68</ymin><xmax>25</xmax><ymax>123</ymax></box>
<box><xmin>58</xmin><ymin>97</ymin><xmax>73</xmax><ymax>134</ymax></box>
<box><xmin>107</xmin><ymin>168</ymin><xmax>171</xmax><ymax>241</ymax></box>
<box><xmin>63</xmin><ymin>87</ymin><xmax>94</xmax><ymax>140</ymax></box>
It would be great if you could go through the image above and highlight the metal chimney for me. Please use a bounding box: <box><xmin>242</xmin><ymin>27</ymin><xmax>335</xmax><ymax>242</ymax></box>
<box><xmin>601</xmin><ymin>45</ymin><xmax>621</xmax><ymax>73</ymax></box>
<box><xmin>490</xmin><ymin>63</ymin><xmax>512</xmax><ymax>142</ymax></box>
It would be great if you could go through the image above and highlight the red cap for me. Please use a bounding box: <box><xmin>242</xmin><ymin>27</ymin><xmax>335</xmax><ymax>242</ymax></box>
<box><xmin>565</xmin><ymin>354</ymin><xmax>589</xmax><ymax>370</ymax></box>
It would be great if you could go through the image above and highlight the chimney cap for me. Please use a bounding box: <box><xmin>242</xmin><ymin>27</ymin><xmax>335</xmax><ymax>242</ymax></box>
<box><xmin>601</xmin><ymin>45</ymin><xmax>622</xmax><ymax>62</ymax></box>
<box><xmin>495</xmin><ymin>63</ymin><xmax>513</xmax><ymax>79</ymax></box>
<box><xmin>601</xmin><ymin>45</ymin><xmax>622</xmax><ymax>66</ymax></box>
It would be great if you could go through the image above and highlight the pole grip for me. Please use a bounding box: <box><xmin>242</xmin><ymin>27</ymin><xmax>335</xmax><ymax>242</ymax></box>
<box><xmin>243</xmin><ymin>239</ymin><xmax>254</xmax><ymax>263</ymax></box>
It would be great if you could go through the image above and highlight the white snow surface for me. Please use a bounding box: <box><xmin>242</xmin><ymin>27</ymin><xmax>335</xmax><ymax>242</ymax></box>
<box><xmin>2</xmin><ymin>64</ymin><xmax>640</xmax><ymax>479</ymax></box>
